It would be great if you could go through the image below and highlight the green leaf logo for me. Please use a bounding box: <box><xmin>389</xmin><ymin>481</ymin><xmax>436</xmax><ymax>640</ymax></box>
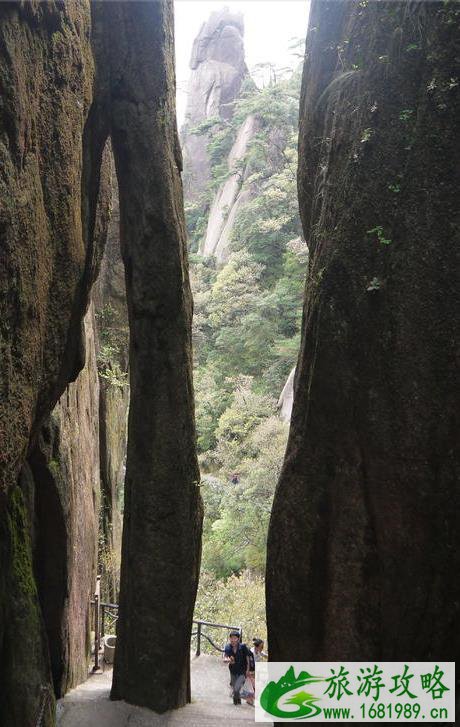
<box><xmin>260</xmin><ymin>666</ymin><xmax>323</xmax><ymax>719</ymax></box>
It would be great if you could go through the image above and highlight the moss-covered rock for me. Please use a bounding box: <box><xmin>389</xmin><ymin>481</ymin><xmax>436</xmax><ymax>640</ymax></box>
<box><xmin>0</xmin><ymin>3</ymin><xmax>109</xmax><ymax>723</ymax></box>
<box><xmin>0</xmin><ymin>485</ymin><xmax>55</xmax><ymax>726</ymax></box>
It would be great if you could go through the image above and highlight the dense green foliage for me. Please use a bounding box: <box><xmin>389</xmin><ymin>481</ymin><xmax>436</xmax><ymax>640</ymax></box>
<box><xmin>193</xmin><ymin>570</ymin><xmax>267</xmax><ymax>653</ymax></box>
<box><xmin>96</xmin><ymin>303</ymin><xmax>129</xmax><ymax>388</ymax></box>
<box><xmin>188</xmin><ymin>60</ymin><xmax>307</xmax><ymax>589</ymax></box>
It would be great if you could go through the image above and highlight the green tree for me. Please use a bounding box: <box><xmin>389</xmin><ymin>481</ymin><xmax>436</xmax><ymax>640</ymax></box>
<box><xmin>187</xmin><ymin>50</ymin><xmax>306</xmax><ymax>605</ymax></box>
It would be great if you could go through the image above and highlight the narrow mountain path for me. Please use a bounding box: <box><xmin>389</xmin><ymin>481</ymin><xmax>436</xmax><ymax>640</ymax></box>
<box><xmin>57</xmin><ymin>654</ymin><xmax>255</xmax><ymax>726</ymax></box>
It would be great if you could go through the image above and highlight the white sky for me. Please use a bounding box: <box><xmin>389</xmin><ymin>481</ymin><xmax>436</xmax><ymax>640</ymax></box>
<box><xmin>174</xmin><ymin>0</ymin><xmax>310</xmax><ymax>126</ymax></box>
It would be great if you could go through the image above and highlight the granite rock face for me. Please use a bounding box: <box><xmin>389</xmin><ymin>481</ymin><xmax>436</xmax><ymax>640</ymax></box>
<box><xmin>0</xmin><ymin>1</ymin><xmax>99</xmax><ymax>496</ymax></box>
<box><xmin>199</xmin><ymin>114</ymin><xmax>258</xmax><ymax>262</ymax></box>
<box><xmin>30</xmin><ymin>304</ymin><xmax>100</xmax><ymax>698</ymax></box>
<box><xmin>98</xmin><ymin>380</ymin><xmax>127</xmax><ymax>593</ymax></box>
<box><xmin>181</xmin><ymin>8</ymin><xmax>260</xmax><ymax>263</ymax></box>
<box><xmin>98</xmin><ymin>1</ymin><xmax>203</xmax><ymax>713</ymax></box>
<box><xmin>1</xmin><ymin>0</ymin><xmax>201</xmax><ymax>722</ymax></box>
<box><xmin>267</xmin><ymin>0</ymin><xmax>460</xmax><ymax>672</ymax></box>
<box><xmin>277</xmin><ymin>367</ymin><xmax>296</xmax><ymax>423</ymax></box>
<box><xmin>0</xmin><ymin>3</ymin><xmax>108</xmax><ymax>724</ymax></box>
<box><xmin>182</xmin><ymin>8</ymin><xmax>248</xmax><ymax>200</ymax></box>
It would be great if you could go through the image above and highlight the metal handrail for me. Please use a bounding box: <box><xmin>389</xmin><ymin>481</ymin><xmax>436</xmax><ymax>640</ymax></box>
<box><xmin>91</xmin><ymin>587</ymin><xmax>119</xmax><ymax>670</ymax></box>
<box><xmin>90</xmin><ymin>578</ymin><xmax>242</xmax><ymax>667</ymax></box>
<box><xmin>191</xmin><ymin>630</ymin><xmax>226</xmax><ymax>653</ymax></box>
<box><xmin>193</xmin><ymin>619</ymin><xmax>241</xmax><ymax>630</ymax></box>
<box><xmin>191</xmin><ymin>619</ymin><xmax>242</xmax><ymax>656</ymax></box>
<box><xmin>90</xmin><ymin>600</ymin><xmax>119</xmax><ymax>609</ymax></box>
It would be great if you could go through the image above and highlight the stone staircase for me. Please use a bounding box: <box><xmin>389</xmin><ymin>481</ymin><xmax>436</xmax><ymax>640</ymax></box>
<box><xmin>57</xmin><ymin>654</ymin><xmax>256</xmax><ymax>726</ymax></box>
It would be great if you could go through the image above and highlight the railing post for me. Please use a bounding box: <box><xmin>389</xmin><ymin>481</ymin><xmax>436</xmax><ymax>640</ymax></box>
<box><xmin>101</xmin><ymin>604</ymin><xmax>105</xmax><ymax>640</ymax></box>
<box><xmin>93</xmin><ymin>575</ymin><xmax>101</xmax><ymax>672</ymax></box>
<box><xmin>196</xmin><ymin>621</ymin><xmax>202</xmax><ymax>657</ymax></box>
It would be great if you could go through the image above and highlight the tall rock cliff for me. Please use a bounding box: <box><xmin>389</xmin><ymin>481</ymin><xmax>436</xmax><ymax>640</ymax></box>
<box><xmin>0</xmin><ymin>0</ymin><xmax>201</xmax><ymax>722</ymax></box>
<box><xmin>0</xmin><ymin>3</ymin><xmax>109</xmax><ymax>724</ymax></box>
<box><xmin>199</xmin><ymin>113</ymin><xmax>258</xmax><ymax>263</ymax></box>
<box><xmin>95</xmin><ymin>1</ymin><xmax>203</xmax><ymax>713</ymax></box>
<box><xmin>277</xmin><ymin>366</ymin><xmax>296</xmax><ymax>423</ymax></box>
<box><xmin>181</xmin><ymin>8</ymin><xmax>248</xmax><ymax>200</ymax></box>
<box><xmin>29</xmin><ymin>304</ymin><xmax>101</xmax><ymax>699</ymax></box>
<box><xmin>267</xmin><ymin>0</ymin><xmax>460</xmax><ymax>673</ymax></box>
<box><xmin>181</xmin><ymin>8</ymin><xmax>261</xmax><ymax>264</ymax></box>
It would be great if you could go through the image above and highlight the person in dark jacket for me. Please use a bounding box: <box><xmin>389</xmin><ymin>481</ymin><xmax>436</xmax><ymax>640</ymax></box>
<box><xmin>223</xmin><ymin>630</ymin><xmax>251</xmax><ymax>704</ymax></box>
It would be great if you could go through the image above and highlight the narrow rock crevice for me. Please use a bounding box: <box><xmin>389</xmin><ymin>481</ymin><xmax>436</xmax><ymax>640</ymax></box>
<box><xmin>29</xmin><ymin>441</ymin><xmax>68</xmax><ymax>698</ymax></box>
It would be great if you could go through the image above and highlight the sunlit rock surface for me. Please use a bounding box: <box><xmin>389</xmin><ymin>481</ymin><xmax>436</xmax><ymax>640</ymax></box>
<box><xmin>94</xmin><ymin>152</ymin><xmax>128</xmax><ymax>584</ymax></box>
<box><xmin>181</xmin><ymin>8</ymin><xmax>248</xmax><ymax>200</ymax></box>
<box><xmin>200</xmin><ymin>114</ymin><xmax>258</xmax><ymax>262</ymax></box>
<box><xmin>277</xmin><ymin>367</ymin><xmax>296</xmax><ymax>423</ymax></box>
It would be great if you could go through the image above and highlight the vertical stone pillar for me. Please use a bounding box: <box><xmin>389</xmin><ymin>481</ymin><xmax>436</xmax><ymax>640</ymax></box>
<box><xmin>106</xmin><ymin>1</ymin><xmax>203</xmax><ymax>712</ymax></box>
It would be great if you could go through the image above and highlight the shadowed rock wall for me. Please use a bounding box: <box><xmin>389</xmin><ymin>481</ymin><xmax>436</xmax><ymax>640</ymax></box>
<box><xmin>266</xmin><ymin>0</ymin><xmax>460</xmax><ymax>673</ymax></box>
<box><xmin>3</xmin><ymin>0</ymin><xmax>201</xmax><ymax>721</ymax></box>
<box><xmin>30</xmin><ymin>303</ymin><xmax>101</xmax><ymax>698</ymax></box>
<box><xmin>102</xmin><ymin>1</ymin><xmax>203</xmax><ymax>711</ymax></box>
<box><xmin>0</xmin><ymin>2</ymin><xmax>98</xmax><ymax>494</ymax></box>
<box><xmin>0</xmin><ymin>2</ymin><xmax>109</xmax><ymax>724</ymax></box>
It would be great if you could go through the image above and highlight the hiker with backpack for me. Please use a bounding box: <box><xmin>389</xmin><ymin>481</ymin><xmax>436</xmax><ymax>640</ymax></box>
<box><xmin>223</xmin><ymin>630</ymin><xmax>252</xmax><ymax>705</ymax></box>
